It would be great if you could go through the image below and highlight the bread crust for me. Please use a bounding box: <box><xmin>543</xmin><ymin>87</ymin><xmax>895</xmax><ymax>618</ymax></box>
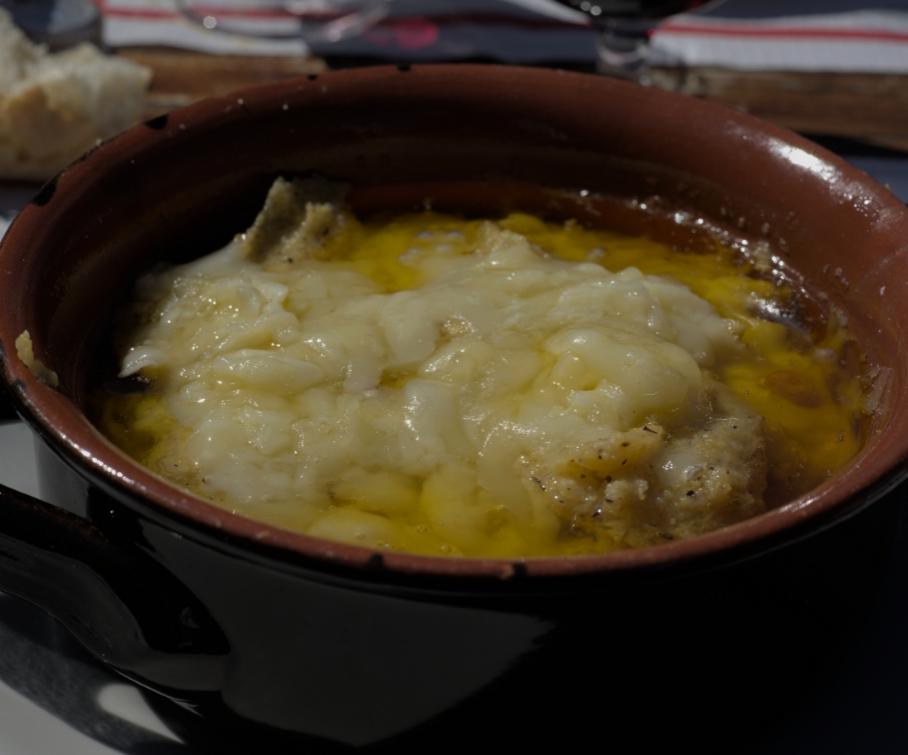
<box><xmin>0</xmin><ymin>10</ymin><xmax>151</xmax><ymax>181</ymax></box>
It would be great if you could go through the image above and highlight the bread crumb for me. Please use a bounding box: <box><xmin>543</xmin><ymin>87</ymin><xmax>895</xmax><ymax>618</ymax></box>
<box><xmin>14</xmin><ymin>330</ymin><xmax>58</xmax><ymax>387</ymax></box>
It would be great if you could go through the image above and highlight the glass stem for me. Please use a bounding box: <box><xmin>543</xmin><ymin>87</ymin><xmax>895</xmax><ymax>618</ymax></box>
<box><xmin>596</xmin><ymin>26</ymin><xmax>653</xmax><ymax>84</ymax></box>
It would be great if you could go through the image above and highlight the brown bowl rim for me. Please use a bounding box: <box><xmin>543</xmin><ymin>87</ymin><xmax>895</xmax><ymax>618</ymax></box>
<box><xmin>2</xmin><ymin>64</ymin><xmax>908</xmax><ymax>581</ymax></box>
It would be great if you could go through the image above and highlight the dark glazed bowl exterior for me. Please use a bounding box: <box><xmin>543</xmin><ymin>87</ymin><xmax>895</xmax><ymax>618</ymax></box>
<box><xmin>1</xmin><ymin>65</ymin><xmax>908</xmax><ymax>745</ymax></box>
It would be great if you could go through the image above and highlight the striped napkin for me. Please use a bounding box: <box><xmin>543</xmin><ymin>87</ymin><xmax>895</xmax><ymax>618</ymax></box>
<box><xmin>98</xmin><ymin>0</ymin><xmax>308</xmax><ymax>55</ymax></box>
<box><xmin>653</xmin><ymin>9</ymin><xmax>908</xmax><ymax>73</ymax></box>
<box><xmin>97</xmin><ymin>0</ymin><xmax>908</xmax><ymax>73</ymax></box>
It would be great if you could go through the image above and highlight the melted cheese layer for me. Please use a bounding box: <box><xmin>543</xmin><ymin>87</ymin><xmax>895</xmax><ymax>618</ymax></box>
<box><xmin>99</xmin><ymin>180</ymin><xmax>866</xmax><ymax>557</ymax></box>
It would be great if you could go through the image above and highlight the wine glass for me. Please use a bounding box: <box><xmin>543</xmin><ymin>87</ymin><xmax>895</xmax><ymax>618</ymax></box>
<box><xmin>551</xmin><ymin>1</ymin><xmax>724</xmax><ymax>83</ymax></box>
<box><xmin>176</xmin><ymin>0</ymin><xmax>391</xmax><ymax>45</ymax></box>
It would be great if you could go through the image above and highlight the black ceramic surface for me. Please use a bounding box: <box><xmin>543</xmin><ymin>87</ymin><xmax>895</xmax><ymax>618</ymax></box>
<box><xmin>1</xmin><ymin>66</ymin><xmax>908</xmax><ymax>749</ymax></box>
<box><xmin>0</xmin><ymin>426</ymin><xmax>897</xmax><ymax>750</ymax></box>
<box><xmin>1</xmin><ymin>1</ymin><xmax>908</xmax><ymax>748</ymax></box>
<box><xmin>3</xmin><ymin>440</ymin><xmax>907</xmax><ymax>752</ymax></box>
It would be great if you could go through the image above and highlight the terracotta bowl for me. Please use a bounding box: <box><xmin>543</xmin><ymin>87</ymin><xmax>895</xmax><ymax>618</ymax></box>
<box><xmin>1</xmin><ymin>65</ymin><xmax>907</xmax><ymax>747</ymax></box>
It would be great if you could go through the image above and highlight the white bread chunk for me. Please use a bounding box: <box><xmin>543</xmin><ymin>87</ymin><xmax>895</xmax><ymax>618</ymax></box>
<box><xmin>0</xmin><ymin>9</ymin><xmax>151</xmax><ymax>181</ymax></box>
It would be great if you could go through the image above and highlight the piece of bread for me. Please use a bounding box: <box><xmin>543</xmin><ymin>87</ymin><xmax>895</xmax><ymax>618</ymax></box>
<box><xmin>0</xmin><ymin>9</ymin><xmax>151</xmax><ymax>181</ymax></box>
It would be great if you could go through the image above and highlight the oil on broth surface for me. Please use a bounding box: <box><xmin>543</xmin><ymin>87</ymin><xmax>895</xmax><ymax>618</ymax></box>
<box><xmin>98</xmin><ymin>185</ymin><xmax>866</xmax><ymax>558</ymax></box>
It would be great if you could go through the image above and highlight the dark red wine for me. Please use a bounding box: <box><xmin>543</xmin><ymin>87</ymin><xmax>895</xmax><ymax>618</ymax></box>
<box><xmin>554</xmin><ymin>0</ymin><xmax>712</xmax><ymax>21</ymax></box>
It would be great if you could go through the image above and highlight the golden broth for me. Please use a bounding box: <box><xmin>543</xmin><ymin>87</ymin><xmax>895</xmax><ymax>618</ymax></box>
<box><xmin>97</xmin><ymin>186</ymin><xmax>867</xmax><ymax>558</ymax></box>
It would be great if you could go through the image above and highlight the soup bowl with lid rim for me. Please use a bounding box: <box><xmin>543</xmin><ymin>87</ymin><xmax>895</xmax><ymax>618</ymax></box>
<box><xmin>0</xmin><ymin>64</ymin><xmax>907</xmax><ymax>747</ymax></box>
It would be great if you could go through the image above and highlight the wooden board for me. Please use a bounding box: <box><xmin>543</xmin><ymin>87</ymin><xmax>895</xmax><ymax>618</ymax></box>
<box><xmin>120</xmin><ymin>48</ymin><xmax>326</xmax><ymax>115</ymax></box>
<box><xmin>121</xmin><ymin>48</ymin><xmax>907</xmax><ymax>153</ymax></box>
<box><xmin>662</xmin><ymin>67</ymin><xmax>908</xmax><ymax>153</ymax></box>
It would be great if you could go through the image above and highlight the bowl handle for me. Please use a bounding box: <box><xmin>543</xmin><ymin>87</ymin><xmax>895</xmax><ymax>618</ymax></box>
<box><xmin>0</xmin><ymin>382</ymin><xmax>16</xmax><ymax>421</ymax></box>
<box><xmin>0</xmin><ymin>480</ymin><xmax>228</xmax><ymax>692</ymax></box>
